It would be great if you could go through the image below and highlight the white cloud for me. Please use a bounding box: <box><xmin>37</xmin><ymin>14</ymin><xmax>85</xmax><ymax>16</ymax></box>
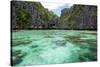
<box><xmin>19</xmin><ymin>0</ymin><xmax>73</xmax><ymax>16</ymax></box>
<box><xmin>40</xmin><ymin>2</ymin><xmax>73</xmax><ymax>16</ymax></box>
<box><xmin>20</xmin><ymin>0</ymin><xmax>73</xmax><ymax>10</ymax></box>
<box><xmin>41</xmin><ymin>2</ymin><xmax>73</xmax><ymax>10</ymax></box>
<box><xmin>41</xmin><ymin>2</ymin><xmax>66</xmax><ymax>10</ymax></box>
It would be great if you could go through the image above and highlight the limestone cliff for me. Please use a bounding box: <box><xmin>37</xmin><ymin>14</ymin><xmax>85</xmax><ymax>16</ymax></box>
<box><xmin>59</xmin><ymin>5</ymin><xmax>97</xmax><ymax>30</ymax></box>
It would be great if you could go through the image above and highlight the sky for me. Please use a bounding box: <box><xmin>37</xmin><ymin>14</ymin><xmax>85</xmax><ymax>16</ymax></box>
<box><xmin>41</xmin><ymin>2</ymin><xmax>73</xmax><ymax>16</ymax></box>
<box><xmin>19</xmin><ymin>0</ymin><xmax>73</xmax><ymax>16</ymax></box>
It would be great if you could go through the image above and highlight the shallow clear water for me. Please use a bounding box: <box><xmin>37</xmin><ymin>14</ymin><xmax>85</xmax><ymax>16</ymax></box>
<box><xmin>11</xmin><ymin>30</ymin><xmax>97</xmax><ymax>66</ymax></box>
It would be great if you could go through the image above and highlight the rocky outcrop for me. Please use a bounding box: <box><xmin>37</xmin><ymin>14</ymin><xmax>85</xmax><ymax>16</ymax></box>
<box><xmin>11</xmin><ymin>1</ymin><xmax>52</xmax><ymax>29</ymax></box>
<box><xmin>59</xmin><ymin>5</ymin><xmax>97</xmax><ymax>30</ymax></box>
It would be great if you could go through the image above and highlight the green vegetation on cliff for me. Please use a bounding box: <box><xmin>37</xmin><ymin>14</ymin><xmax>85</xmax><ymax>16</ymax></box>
<box><xmin>12</xmin><ymin>1</ymin><xmax>57</xmax><ymax>29</ymax></box>
<box><xmin>16</xmin><ymin>7</ymin><xmax>30</xmax><ymax>29</ymax></box>
<box><xmin>11</xmin><ymin>1</ymin><xmax>97</xmax><ymax>30</ymax></box>
<box><xmin>59</xmin><ymin>5</ymin><xmax>97</xmax><ymax>30</ymax></box>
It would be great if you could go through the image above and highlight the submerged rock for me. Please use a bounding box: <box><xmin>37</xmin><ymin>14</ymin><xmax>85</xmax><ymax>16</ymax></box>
<box><xmin>55</xmin><ymin>40</ymin><xmax>66</xmax><ymax>46</ymax></box>
<box><xmin>12</xmin><ymin>50</ymin><xmax>21</xmax><ymax>56</ymax></box>
<box><xmin>44</xmin><ymin>36</ymin><xmax>54</xmax><ymax>38</ymax></box>
<box><xmin>30</xmin><ymin>45</ymin><xmax>38</xmax><ymax>48</ymax></box>
<box><xmin>12</xmin><ymin>56</ymin><xmax>23</xmax><ymax>66</ymax></box>
<box><xmin>52</xmin><ymin>38</ymin><xmax>66</xmax><ymax>46</ymax></box>
<box><xmin>12</xmin><ymin>39</ymin><xmax>32</xmax><ymax>46</ymax></box>
<box><xmin>12</xmin><ymin>50</ymin><xmax>27</xmax><ymax>65</ymax></box>
<box><xmin>64</xmin><ymin>35</ymin><xmax>81</xmax><ymax>43</ymax></box>
<box><xmin>78</xmin><ymin>56</ymin><xmax>88</xmax><ymax>61</ymax></box>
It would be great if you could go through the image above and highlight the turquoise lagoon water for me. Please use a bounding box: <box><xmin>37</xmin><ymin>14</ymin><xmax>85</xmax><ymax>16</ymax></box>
<box><xmin>11</xmin><ymin>30</ymin><xmax>97</xmax><ymax>66</ymax></box>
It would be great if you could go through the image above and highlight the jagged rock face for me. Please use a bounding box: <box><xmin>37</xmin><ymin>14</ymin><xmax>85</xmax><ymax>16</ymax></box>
<box><xmin>75</xmin><ymin>5</ymin><xmax>97</xmax><ymax>29</ymax></box>
<box><xmin>60</xmin><ymin>5</ymin><xmax>97</xmax><ymax>30</ymax></box>
<box><xmin>11</xmin><ymin>1</ymin><xmax>16</xmax><ymax>29</ymax></box>
<box><xmin>11</xmin><ymin>1</ymin><xmax>97</xmax><ymax>30</ymax></box>
<box><xmin>11</xmin><ymin>1</ymin><xmax>47</xmax><ymax>29</ymax></box>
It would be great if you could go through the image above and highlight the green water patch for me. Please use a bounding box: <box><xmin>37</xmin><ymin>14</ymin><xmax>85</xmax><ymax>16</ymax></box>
<box><xmin>11</xmin><ymin>30</ymin><xmax>97</xmax><ymax>66</ymax></box>
<box><xmin>30</xmin><ymin>45</ymin><xmax>38</xmax><ymax>48</ymax></box>
<box><xmin>12</xmin><ymin>50</ymin><xmax>27</xmax><ymax>66</ymax></box>
<box><xmin>78</xmin><ymin>51</ymin><xmax>97</xmax><ymax>61</ymax></box>
<box><xmin>81</xmin><ymin>31</ymin><xmax>97</xmax><ymax>35</ymax></box>
<box><xmin>63</xmin><ymin>34</ymin><xmax>97</xmax><ymax>45</ymax></box>
<box><xmin>64</xmin><ymin>35</ymin><xmax>82</xmax><ymax>42</ymax></box>
<box><xmin>44</xmin><ymin>35</ymin><xmax>54</xmax><ymax>38</ymax></box>
<box><xmin>51</xmin><ymin>37</ymin><xmax>67</xmax><ymax>46</ymax></box>
<box><xmin>12</xmin><ymin>39</ymin><xmax>32</xmax><ymax>46</ymax></box>
<box><xmin>12</xmin><ymin>35</ymin><xmax>32</xmax><ymax>46</ymax></box>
